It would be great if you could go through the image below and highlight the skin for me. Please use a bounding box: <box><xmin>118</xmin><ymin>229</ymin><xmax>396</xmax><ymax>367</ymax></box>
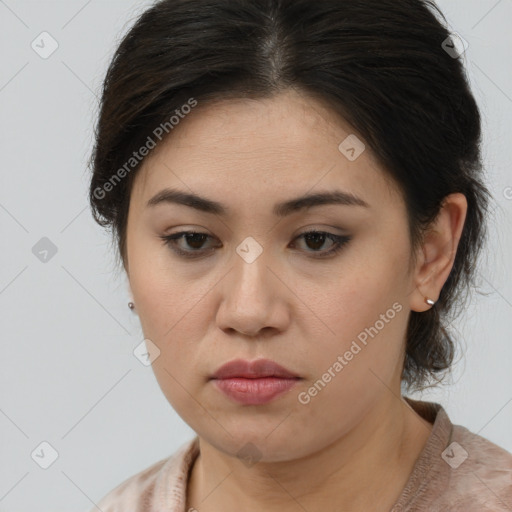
<box><xmin>124</xmin><ymin>88</ymin><xmax>467</xmax><ymax>512</ymax></box>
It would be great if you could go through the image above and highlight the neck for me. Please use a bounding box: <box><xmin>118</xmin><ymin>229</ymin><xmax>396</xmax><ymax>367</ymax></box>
<box><xmin>186</xmin><ymin>395</ymin><xmax>433</xmax><ymax>512</ymax></box>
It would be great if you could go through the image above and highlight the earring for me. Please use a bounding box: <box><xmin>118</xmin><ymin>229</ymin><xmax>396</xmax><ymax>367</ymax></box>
<box><xmin>128</xmin><ymin>301</ymin><xmax>135</xmax><ymax>310</ymax></box>
<box><xmin>425</xmin><ymin>297</ymin><xmax>435</xmax><ymax>306</ymax></box>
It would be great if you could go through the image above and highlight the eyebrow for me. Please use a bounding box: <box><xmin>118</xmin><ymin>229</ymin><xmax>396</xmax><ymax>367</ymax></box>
<box><xmin>146</xmin><ymin>187</ymin><xmax>369</xmax><ymax>217</ymax></box>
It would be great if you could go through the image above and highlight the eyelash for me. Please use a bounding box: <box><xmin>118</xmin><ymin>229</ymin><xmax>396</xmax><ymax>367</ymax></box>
<box><xmin>158</xmin><ymin>230</ymin><xmax>352</xmax><ymax>260</ymax></box>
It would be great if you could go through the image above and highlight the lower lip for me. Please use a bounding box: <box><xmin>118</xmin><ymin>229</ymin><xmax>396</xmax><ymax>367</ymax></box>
<box><xmin>212</xmin><ymin>377</ymin><xmax>300</xmax><ymax>405</ymax></box>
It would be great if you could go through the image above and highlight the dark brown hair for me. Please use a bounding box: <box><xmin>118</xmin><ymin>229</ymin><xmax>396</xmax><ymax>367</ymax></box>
<box><xmin>89</xmin><ymin>0</ymin><xmax>490</xmax><ymax>391</ymax></box>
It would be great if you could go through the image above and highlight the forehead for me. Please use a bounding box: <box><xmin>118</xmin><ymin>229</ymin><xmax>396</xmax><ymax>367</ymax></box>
<box><xmin>131</xmin><ymin>89</ymin><xmax>400</xmax><ymax>210</ymax></box>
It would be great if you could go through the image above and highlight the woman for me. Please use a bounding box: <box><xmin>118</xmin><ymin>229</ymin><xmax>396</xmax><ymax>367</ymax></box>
<box><xmin>88</xmin><ymin>0</ymin><xmax>512</xmax><ymax>510</ymax></box>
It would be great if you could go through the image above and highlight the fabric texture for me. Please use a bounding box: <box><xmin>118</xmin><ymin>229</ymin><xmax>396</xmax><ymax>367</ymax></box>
<box><xmin>90</xmin><ymin>399</ymin><xmax>512</xmax><ymax>511</ymax></box>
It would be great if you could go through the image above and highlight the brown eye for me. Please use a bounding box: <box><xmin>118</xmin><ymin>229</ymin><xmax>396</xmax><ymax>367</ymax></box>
<box><xmin>159</xmin><ymin>230</ymin><xmax>351</xmax><ymax>259</ymax></box>
<box><xmin>159</xmin><ymin>231</ymin><xmax>217</xmax><ymax>258</ymax></box>
<box><xmin>290</xmin><ymin>231</ymin><xmax>352</xmax><ymax>258</ymax></box>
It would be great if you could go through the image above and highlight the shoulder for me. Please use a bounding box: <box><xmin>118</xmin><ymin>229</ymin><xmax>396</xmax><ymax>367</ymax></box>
<box><xmin>442</xmin><ymin>424</ymin><xmax>512</xmax><ymax>510</ymax></box>
<box><xmin>399</xmin><ymin>398</ymin><xmax>512</xmax><ymax>512</ymax></box>
<box><xmin>91</xmin><ymin>456</ymin><xmax>168</xmax><ymax>512</ymax></box>
<box><xmin>89</xmin><ymin>437</ymin><xmax>199</xmax><ymax>512</ymax></box>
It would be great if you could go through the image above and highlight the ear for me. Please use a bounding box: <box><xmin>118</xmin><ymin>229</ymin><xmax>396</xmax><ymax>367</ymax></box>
<box><xmin>410</xmin><ymin>193</ymin><xmax>468</xmax><ymax>312</ymax></box>
<box><xmin>126</xmin><ymin>276</ymin><xmax>134</xmax><ymax>303</ymax></box>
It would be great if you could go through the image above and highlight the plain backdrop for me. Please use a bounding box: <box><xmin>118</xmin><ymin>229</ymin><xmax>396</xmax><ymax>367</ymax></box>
<box><xmin>1</xmin><ymin>1</ymin><xmax>511</xmax><ymax>510</ymax></box>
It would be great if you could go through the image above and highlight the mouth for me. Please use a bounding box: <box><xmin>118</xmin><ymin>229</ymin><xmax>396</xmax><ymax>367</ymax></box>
<box><xmin>211</xmin><ymin>376</ymin><xmax>300</xmax><ymax>405</ymax></box>
<box><xmin>210</xmin><ymin>358</ymin><xmax>300</xmax><ymax>380</ymax></box>
<box><xmin>210</xmin><ymin>358</ymin><xmax>301</xmax><ymax>405</ymax></box>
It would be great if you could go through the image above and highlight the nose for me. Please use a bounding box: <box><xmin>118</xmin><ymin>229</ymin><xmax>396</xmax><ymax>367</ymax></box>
<box><xmin>215</xmin><ymin>248</ymin><xmax>290</xmax><ymax>338</ymax></box>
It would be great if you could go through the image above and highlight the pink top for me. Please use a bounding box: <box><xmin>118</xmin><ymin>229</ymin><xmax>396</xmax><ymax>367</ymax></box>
<box><xmin>90</xmin><ymin>399</ymin><xmax>512</xmax><ymax>511</ymax></box>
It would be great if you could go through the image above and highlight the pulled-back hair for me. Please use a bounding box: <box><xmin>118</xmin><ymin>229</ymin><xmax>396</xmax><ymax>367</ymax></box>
<box><xmin>89</xmin><ymin>0</ymin><xmax>490</xmax><ymax>391</ymax></box>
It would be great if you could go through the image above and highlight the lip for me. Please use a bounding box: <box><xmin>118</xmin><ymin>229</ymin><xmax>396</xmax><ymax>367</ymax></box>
<box><xmin>210</xmin><ymin>358</ymin><xmax>300</xmax><ymax>380</ymax></box>
<box><xmin>213</xmin><ymin>377</ymin><xmax>299</xmax><ymax>405</ymax></box>
<box><xmin>210</xmin><ymin>358</ymin><xmax>301</xmax><ymax>405</ymax></box>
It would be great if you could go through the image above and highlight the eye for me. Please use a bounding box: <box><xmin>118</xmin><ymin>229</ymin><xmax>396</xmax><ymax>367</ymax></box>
<box><xmin>159</xmin><ymin>230</ymin><xmax>352</xmax><ymax>259</ymax></box>
<box><xmin>159</xmin><ymin>230</ymin><xmax>218</xmax><ymax>259</ymax></box>
<box><xmin>291</xmin><ymin>230</ymin><xmax>352</xmax><ymax>257</ymax></box>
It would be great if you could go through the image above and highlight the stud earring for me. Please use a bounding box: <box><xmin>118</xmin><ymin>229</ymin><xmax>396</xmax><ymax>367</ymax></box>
<box><xmin>425</xmin><ymin>297</ymin><xmax>435</xmax><ymax>306</ymax></box>
<box><xmin>128</xmin><ymin>301</ymin><xmax>135</xmax><ymax>310</ymax></box>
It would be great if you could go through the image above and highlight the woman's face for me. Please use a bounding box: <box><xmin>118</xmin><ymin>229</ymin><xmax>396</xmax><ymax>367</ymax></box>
<box><xmin>125</xmin><ymin>89</ymin><xmax>420</xmax><ymax>461</ymax></box>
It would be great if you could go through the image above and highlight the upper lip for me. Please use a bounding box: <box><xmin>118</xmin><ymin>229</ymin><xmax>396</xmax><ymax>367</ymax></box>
<box><xmin>211</xmin><ymin>358</ymin><xmax>300</xmax><ymax>379</ymax></box>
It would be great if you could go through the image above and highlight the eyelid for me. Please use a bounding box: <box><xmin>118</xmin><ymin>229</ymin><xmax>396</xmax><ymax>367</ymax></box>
<box><xmin>159</xmin><ymin>228</ymin><xmax>352</xmax><ymax>260</ymax></box>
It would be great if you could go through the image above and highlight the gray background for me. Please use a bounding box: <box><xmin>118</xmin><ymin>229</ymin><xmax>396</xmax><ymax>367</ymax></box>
<box><xmin>1</xmin><ymin>1</ymin><xmax>511</xmax><ymax>511</ymax></box>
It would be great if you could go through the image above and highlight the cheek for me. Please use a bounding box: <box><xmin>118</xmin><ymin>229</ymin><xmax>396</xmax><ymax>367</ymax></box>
<box><xmin>128</xmin><ymin>233</ymin><xmax>182</xmax><ymax>332</ymax></box>
<box><xmin>295</xmin><ymin>279</ymin><xmax>408</xmax><ymax>439</ymax></box>
<box><xmin>309</xmin><ymin>284</ymin><xmax>406</xmax><ymax>380</ymax></box>
<box><xmin>308</xmin><ymin>243</ymin><xmax>410</xmax><ymax>380</ymax></box>
<box><xmin>127</xmin><ymin>243</ymin><xmax>212</xmax><ymax>379</ymax></box>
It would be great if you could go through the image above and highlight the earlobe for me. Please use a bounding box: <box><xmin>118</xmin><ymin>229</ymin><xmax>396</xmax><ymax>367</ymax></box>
<box><xmin>409</xmin><ymin>193</ymin><xmax>468</xmax><ymax>312</ymax></box>
<box><xmin>127</xmin><ymin>278</ymin><xmax>135</xmax><ymax>311</ymax></box>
